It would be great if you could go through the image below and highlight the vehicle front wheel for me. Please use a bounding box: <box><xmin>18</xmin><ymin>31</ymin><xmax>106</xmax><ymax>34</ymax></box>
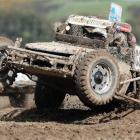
<box><xmin>35</xmin><ymin>78</ymin><xmax>66</xmax><ymax>110</ymax></box>
<box><xmin>74</xmin><ymin>50</ymin><xmax>120</xmax><ymax>108</ymax></box>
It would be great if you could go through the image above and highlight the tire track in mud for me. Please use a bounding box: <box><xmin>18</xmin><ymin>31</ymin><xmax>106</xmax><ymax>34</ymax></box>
<box><xmin>0</xmin><ymin>95</ymin><xmax>139</xmax><ymax>140</ymax></box>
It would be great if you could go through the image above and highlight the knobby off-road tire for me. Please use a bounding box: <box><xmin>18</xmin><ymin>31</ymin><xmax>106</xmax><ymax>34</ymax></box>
<box><xmin>35</xmin><ymin>78</ymin><xmax>66</xmax><ymax>110</ymax></box>
<box><xmin>0</xmin><ymin>36</ymin><xmax>16</xmax><ymax>86</ymax></box>
<box><xmin>74</xmin><ymin>50</ymin><xmax>120</xmax><ymax>108</ymax></box>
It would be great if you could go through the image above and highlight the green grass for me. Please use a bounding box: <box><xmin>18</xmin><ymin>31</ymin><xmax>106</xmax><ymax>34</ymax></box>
<box><xmin>34</xmin><ymin>0</ymin><xmax>140</xmax><ymax>22</ymax></box>
<box><xmin>1</xmin><ymin>0</ymin><xmax>140</xmax><ymax>22</ymax></box>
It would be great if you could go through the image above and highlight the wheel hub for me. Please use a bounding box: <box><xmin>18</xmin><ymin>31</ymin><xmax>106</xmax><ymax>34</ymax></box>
<box><xmin>90</xmin><ymin>63</ymin><xmax>112</xmax><ymax>95</ymax></box>
<box><xmin>94</xmin><ymin>71</ymin><xmax>103</xmax><ymax>84</ymax></box>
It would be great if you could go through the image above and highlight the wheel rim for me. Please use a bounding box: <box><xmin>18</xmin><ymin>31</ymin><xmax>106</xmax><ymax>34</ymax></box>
<box><xmin>90</xmin><ymin>62</ymin><xmax>113</xmax><ymax>95</ymax></box>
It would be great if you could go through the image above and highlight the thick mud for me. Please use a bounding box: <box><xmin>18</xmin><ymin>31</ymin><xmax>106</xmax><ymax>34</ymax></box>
<box><xmin>0</xmin><ymin>95</ymin><xmax>140</xmax><ymax>140</ymax></box>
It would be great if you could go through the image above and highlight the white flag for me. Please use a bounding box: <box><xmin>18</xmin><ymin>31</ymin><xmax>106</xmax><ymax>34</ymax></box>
<box><xmin>109</xmin><ymin>3</ymin><xmax>122</xmax><ymax>22</ymax></box>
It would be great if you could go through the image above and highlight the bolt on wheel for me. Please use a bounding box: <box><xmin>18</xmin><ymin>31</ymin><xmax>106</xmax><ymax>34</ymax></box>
<box><xmin>75</xmin><ymin>50</ymin><xmax>120</xmax><ymax>107</ymax></box>
<box><xmin>90</xmin><ymin>63</ymin><xmax>113</xmax><ymax>95</ymax></box>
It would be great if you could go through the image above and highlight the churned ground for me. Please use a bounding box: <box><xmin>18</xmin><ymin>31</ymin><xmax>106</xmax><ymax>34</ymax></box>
<box><xmin>0</xmin><ymin>95</ymin><xmax>139</xmax><ymax>140</ymax></box>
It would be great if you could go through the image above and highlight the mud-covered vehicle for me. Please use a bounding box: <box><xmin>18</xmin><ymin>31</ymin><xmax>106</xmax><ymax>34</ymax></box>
<box><xmin>0</xmin><ymin>15</ymin><xmax>139</xmax><ymax>110</ymax></box>
<box><xmin>56</xmin><ymin>15</ymin><xmax>135</xmax><ymax>47</ymax></box>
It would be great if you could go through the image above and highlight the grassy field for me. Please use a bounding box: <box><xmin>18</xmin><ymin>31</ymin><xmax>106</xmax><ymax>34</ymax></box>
<box><xmin>1</xmin><ymin>0</ymin><xmax>140</xmax><ymax>22</ymax></box>
<box><xmin>29</xmin><ymin>0</ymin><xmax>140</xmax><ymax>22</ymax></box>
<box><xmin>46</xmin><ymin>0</ymin><xmax>131</xmax><ymax>21</ymax></box>
<box><xmin>0</xmin><ymin>0</ymin><xmax>140</xmax><ymax>43</ymax></box>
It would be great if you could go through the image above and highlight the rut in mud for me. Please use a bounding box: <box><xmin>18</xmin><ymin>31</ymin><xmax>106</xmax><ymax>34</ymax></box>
<box><xmin>0</xmin><ymin>95</ymin><xmax>139</xmax><ymax>140</ymax></box>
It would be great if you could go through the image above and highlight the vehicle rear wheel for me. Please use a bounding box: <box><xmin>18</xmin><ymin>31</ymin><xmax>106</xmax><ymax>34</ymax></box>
<box><xmin>0</xmin><ymin>37</ymin><xmax>16</xmax><ymax>86</ymax></box>
<box><xmin>35</xmin><ymin>78</ymin><xmax>66</xmax><ymax>110</ymax></box>
<box><xmin>74</xmin><ymin>50</ymin><xmax>120</xmax><ymax>108</ymax></box>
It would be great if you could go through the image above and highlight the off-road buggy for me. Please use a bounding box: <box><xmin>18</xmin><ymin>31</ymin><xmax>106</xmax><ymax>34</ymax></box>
<box><xmin>0</xmin><ymin>15</ymin><xmax>139</xmax><ymax>110</ymax></box>
<box><xmin>56</xmin><ymin>15</ymin><xmax>135</xmax><ymax>47</ymax></box>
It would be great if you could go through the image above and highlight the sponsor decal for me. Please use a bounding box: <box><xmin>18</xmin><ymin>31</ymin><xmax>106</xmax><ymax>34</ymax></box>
<box><xmin>109</xmin><ymin>3</ymin><xmax>122</xmax><ymax>22</ymax></box>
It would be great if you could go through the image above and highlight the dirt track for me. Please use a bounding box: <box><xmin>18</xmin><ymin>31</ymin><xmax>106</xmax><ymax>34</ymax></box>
<box><xmin>0</xmin><ymin>95</ymin><xmax>140</xmax><ymax>140</ymax></box>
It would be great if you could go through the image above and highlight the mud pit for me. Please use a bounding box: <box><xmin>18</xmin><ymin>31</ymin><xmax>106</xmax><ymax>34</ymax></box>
<box><xmin>0</xmin><ymin>95</ymin><xmax>140</xmax><ymax>140</ymax></box>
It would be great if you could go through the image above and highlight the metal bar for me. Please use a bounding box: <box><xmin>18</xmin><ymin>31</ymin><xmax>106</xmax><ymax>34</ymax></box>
<box><xmin>120</xmin><ymin>77</ymin><xmax>140</xmax><ymax>85</ymax></box>
<box><xmin>116</xmin><ymin>93</ymin><xmax>140</xmax><ymax>104</ymax></box>
<box><xmin>133</xmin><ymin>72</ymin><xmax>137</xmax><ymax>94</ymax></box>
<box><xmin>131</xmin><ymin>69</ymin><xmax>140</xmax><ymax>73</ymax></box>
<box><xmin>119</xmin><ymin>82</ymin><xmax>130</xmax><ymax>95</ymax></box>
<box><xmin>9</xmin><ymin>62</ymin><xmax>72</xmax><ymax>78</ymax></box>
